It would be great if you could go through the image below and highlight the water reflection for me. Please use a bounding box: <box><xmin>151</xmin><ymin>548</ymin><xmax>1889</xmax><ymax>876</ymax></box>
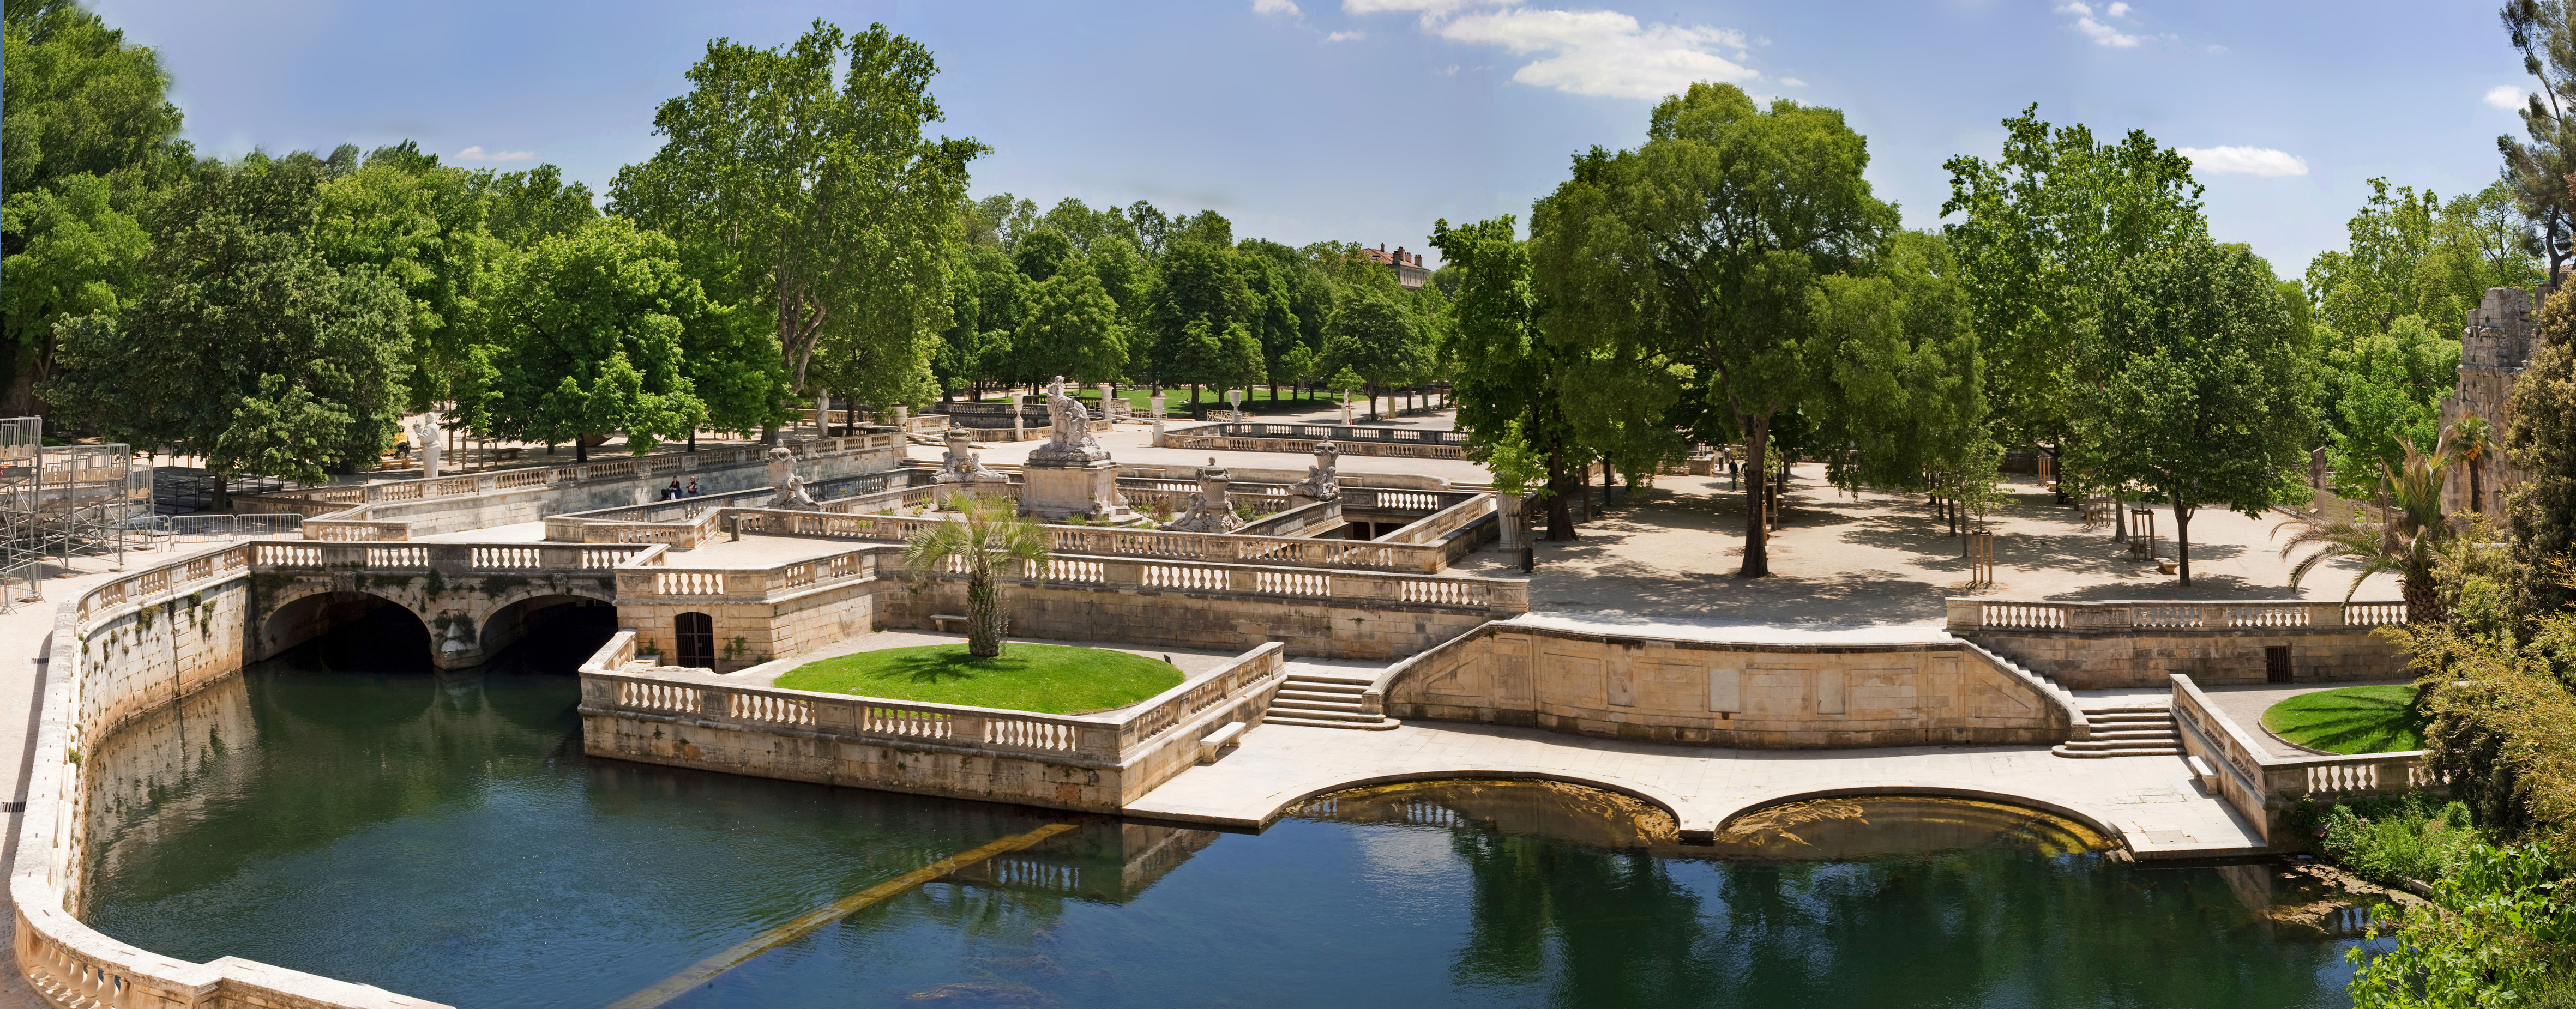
<box><xmin>83</xmin><ymin>620</ymin><xmax>2376</xmax><ymax>1009</ymax></box>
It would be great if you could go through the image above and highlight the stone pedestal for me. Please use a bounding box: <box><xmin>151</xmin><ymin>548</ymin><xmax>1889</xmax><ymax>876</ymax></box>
<box><xmin>1496</xmin><ymin>492</ymin><xmax>1528</xmax><ymax>552</ymax></box>
<box><xmin>1020</xmin><ymin>459</ymin><xmax>1126</xmax><ymax>521</ymax></box>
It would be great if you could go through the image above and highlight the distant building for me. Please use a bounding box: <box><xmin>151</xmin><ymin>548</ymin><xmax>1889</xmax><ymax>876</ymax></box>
<box><xmin>1362</xmin><ymin>243</ymin><xmax>1430</xmax><ymax>289</ymax></box>
<box><xmin>2439</xmin><ymin>278</ymin><xmax>2551</xmax><ymax>518</ymax></box>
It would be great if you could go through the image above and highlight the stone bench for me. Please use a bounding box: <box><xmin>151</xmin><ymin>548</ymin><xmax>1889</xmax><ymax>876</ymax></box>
<box><xmin>1199</xmin><ymin>721</ymin><xmax>1248</xmax><ymax>763</ymax></box>
<box><xmin>930</xmin><ymin>613</ymin><xmax>969</xmax><ymax>633</ymax></box>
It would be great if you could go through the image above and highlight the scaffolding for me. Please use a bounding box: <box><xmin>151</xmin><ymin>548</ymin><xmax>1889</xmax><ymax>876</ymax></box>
<box><xmin>2</xmin><ymin>417</ymin><xmax>154</xmax><ymax>611</ymax></box>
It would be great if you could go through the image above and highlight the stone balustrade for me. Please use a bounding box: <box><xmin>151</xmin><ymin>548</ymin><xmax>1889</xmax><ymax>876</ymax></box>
<box><xmin>2170</xmin><ymin>674</ymin><xmax>2439</xmax><ymax>843</ymax></box>
<box><xmin>28</xmin><ymin>545</ymin><xmax>454</xmax><ymax>1008</ymax></box>
<box><xmin>1945</xmin><ymin>598</ymin><xmax>2409</xmax><ymax>632</ymax></box>
<box><xmin>577</xmin><ymin>632</ymin><xmax>1288</xmax><ymax>811</ymax></box>
<box><xmin>248</xmin><ymin>541</ymin><xmax>645</xmax><ymax>576</ymax></box>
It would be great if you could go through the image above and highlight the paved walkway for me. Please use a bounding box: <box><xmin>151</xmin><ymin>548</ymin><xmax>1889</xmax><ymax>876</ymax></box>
<box><xmin>1128</xmin><ymin>720</ymin><xmax>2267</xmax><ymax>860</ymax></box>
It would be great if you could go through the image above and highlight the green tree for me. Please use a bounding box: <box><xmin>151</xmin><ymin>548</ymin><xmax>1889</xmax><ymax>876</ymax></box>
<box><xmin>2319</xmin><ymin>314</ymin><xmax>2460</xmax><ymax>499</ymax></box>
<box><xmin>458</xmin><ymin>217</ymin><xmax>710</xmax><ymax>460</ymax></box>
<box><xmin>1433</xmin><ymin>214</ymin><xmax>1590</xmax><ymax>538</ymax></box>
<box><xmin>1531</xmin><ymin>83</ymin><xmax>1896</xmax><ymax>576</ymax></box>
<box><xmin>1019</xmin><ymin>267</ymin><xmax>1127</xmax><ymax>385</ymax></box>
<box><xmin>1145</xmin><ymin>240</ymin><xmax>1254</xmax><ymax>394</ymax></box>
<box><xmin>2501</xmin><ymin>0</ymin><xmax>2576</xmax><ymax>276</ymax></box>
<box><xmin>1807</xmin><ymin>231</ymin><xmax>1993</xmax><ymax>512</ymax></box>
<box><xmin>611</xmin><ymin>20</ymin><xmax>982</xmax><ymax>435</ymax></box>
<box><xmin>902</xmin><ymin>493</ymin><xmax>1050</xmax><ymax>658</ymax></box>
<box><xmin>479</xmin><ymin>164</ymin><xmax>599</xmax><ymax>249</ymax></box>
<box><xmin>313</xmin><ymin>146</ymin><xmax>495</xmax><ymax>409</ymax></box>
<box><xmin>2075</xmin><ymin>239</ymin><xmax>2319</xmax><ymax>586</ymax></box>
<box><xmin>1941</xmin><ymin>106</ymin><xmax>2205</xmax><ymax>482</ymax></box>
<box><xmin>2</xmin><ymin>0</ymin><xmax>187</xmax><ymax>412</ymax></box>
<box><xmin>1321</xmin><ymin>286</ymin><xmax>1427</xmax><ymax>422</ymax></box>
<box><xmin>2506</xmin><ymin>283</ymin><xmax>2576</xmax><ymax>613</ymax></box>
<box><xmin>2279</xmin><ymin>438</ymin><xmax>2455</xmax><ymax>619</ymax></box>
<box><xmin>43</xmin><ymin>154</ymin><xmax>412</xmax><ymax>495</ymax></box>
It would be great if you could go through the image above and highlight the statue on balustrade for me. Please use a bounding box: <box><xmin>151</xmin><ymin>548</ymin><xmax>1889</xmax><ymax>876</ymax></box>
<box><xmin>1028</xmin><ymin>376</ymin><xmax>1110</xmax><ymax>464</ymax></box>
<box><xmin>933</xmin><ymin>427</ymin><xmax>1009</xmax><ymax>502</ymax></box>
<box><xmin>1165</xmin><ymin>458</ymin><xmax>1245</xmax><ymax>533</ymax></box>
<box><xmin>766</xmin><ymin>446</ymin><xmax>821</xmax><ymax>511</ymax></box>
<box><xmin>1286</xmin><ymin>441</ymin><xmax>1340</xmax><ymax>502</ymax></box>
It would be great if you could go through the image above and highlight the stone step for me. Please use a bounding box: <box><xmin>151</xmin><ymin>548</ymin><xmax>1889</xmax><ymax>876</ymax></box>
<box><xmin>2088</xmin><ymin>716</ymin><xmax>2177</xmax><ymax>729</ymax></box>
<box><xmin>2081</xmin><ymin>705</ymin><xmax>2173</xmax><ymax>715</ymax></box>
<box><xmin>1279</xmin><ymin>680</ymin><xmax>1367</xmax><ymax>696</ymax></box>
<box><xmin>1273</xmin><ymin>698</ymin><xmax>1365</xmax><ymax>714</ymax></box>
<box><xmin>1283</xmin><ymin>672</ymin><xmax>1376</xmax><ymax>687</ymax></box>
<box><xmin>1262</xmin><ymin>714</ymin><xmax>1401</xmax><ymax>730</ymax></box>
<box><xmin>1265</xmin><ymin>704</ymin><xmax>1382</xmax><ymax>722</ymax></box>
<box><xmin>1272</xmin><ymin>690</ymin><xmax>1370</xmax><ymax>705</ymax></box>
<box><xmin>2052</xmin><ymin>744</ymin><xmax>2183</xmax><ymax>758</ymax></box>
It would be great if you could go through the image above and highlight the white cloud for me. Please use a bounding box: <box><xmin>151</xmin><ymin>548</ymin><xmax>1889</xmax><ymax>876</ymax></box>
<box><xmin>2054</xmin><ymin>2</ymin><xmax>2092</xmax><ymax>14</ymax></box>
<box><xmin>1326</xmin><ymin>29</ymin><xmax>1366</xmax><ymax>41</ymax></box>
<box><xmin>2072</xmin><ymin>15</ymin><xmax>2142</xmax><ymax>46</ymax></box>
<box><xmin>1253</xmin><ymin>0</ymin><xmax>1302</xmax><ymax>14</ymax></box>
<box><xmin>455</xmin><ymin>146</ymin><xmax>533</xmax><ymax>162</ymax></box>
<box><xmin>1780</xmin><ymin>77</ymin><xmax>1806</xmax><ymax>87</ymax></box>
<box><xmin>2489</xmin><ymin>84</ymin><xmax>2527</xmax><ymax>110</ymax></box>
<box><xmin>2106</xmin><ymin>2</ymin><xmax>2131</xmax><ymax>16</ymax></box>
<box><xmin>2177</xmin><ymin>146</ymin><xmax>2308</xmax><ymax>177</ymax></box>
<box><xmin>1347</xmin><ymin>4</ymin><xmax>1755</xmax><ymax>99</ymax></box>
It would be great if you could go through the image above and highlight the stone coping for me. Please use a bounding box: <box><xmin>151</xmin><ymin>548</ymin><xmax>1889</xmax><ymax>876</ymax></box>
<box><xmin>2169</xmin><ymin>673</ymin><xmax>2435</xmax><ymax>844</ymax></box>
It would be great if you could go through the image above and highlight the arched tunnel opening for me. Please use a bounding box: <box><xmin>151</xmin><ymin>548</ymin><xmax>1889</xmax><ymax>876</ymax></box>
<box><xmin>259</xmin><ymin>593</ymin><xmax>434</xmax><ymax>673</ymax></box>
<box><xmin>478</xmin><ymin>596</ymin><xmax>619</xmax><ymax>673</ymax></box>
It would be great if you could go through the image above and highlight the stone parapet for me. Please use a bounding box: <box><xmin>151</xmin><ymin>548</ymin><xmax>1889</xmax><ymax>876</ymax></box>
<box><xmin>1945</xmin><ymin>597</ymin><xmax>2409</xmax><ymax>689</ymax></box>
<box><xmin>2170</xmin><ymin>674</ymin><xmax>2436</xmax><ymax>844</ymax></box>
<box><xmin>576</xmin><ymin>632</ymin><xmax>1286</xmax><ymax>811</ymax></box>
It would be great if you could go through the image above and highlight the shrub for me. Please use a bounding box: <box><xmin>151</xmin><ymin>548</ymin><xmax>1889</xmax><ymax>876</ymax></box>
<box><xmin>2321</xmin><ymin>793</ymin><xmax>2483</xmax><ymax>886</ymax></box>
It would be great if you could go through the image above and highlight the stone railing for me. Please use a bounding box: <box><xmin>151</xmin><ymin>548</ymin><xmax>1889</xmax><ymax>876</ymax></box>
<box><xmin>703</xmin><ymin>506</ymin><xmax>1484</xmax><ymax>575</ymax></box>
<box><xmin>2170</xmin><ymin>674</ymin><xmax>2438</xmax><ymax>844</ymax></box>
<box><xmin>1946</xmin><ymin>598</ymin><xmax>2408</xmax><ymax>633</ymax></box>
<box><xmin>1180</xmin><ymin>420</ymin><xmax>1467</xmax><ymax>446</ymax></box>
<box><xmin>577</xmin><ymin>632</ymin><xmax>1287</xmax><ymax>808</ymax></box>
<box><xmin>1376</xmin><ymin>493</ymin><xmax>1495</xmax><ymax>546</ymax></box>
<box><xmin>263</xmin><ymin>433</ymin><xmax>904</xmax><ymax>536</ymax></box>
<box><xmin>1163</xmin><ymin>426</ymin><xmax>1465</xmax><ymax>460</ymax></box>
<box><xmin>25</xmin><ymin>546</ymin><xmax>451</xmax><ymax>1008</ymax></box>
<box><xmin>612</xmin><ymin>540</ymin><xmax>1528</xmax><ymax>614</ymax></box>
<box><xmin>248</xmin><ymin>541</ymin><xmax>647</xmax><ymax>576</ymax></box>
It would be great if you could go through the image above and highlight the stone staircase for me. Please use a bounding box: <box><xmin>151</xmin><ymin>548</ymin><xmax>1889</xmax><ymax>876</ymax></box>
<box><xmin>2052</xmin><ymin>705</ymin><xmax>2182</xmax><ymax>758</ymax></box>
<box><xmin>1262</xmin><ymin>670</ymin><xmax>1400</xmax><ymax>730</ymax></box>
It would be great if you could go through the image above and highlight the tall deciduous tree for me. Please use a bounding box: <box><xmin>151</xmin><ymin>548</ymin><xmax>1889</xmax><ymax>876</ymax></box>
<box><xmin>1531</xmin><ymin>83</ymin><xmax>1895</xmax><ymax>576</ymax></box>
<box><xmin>314</xmin><ymin>146</ymin><xmax>494</xmax><ymax>411</ymax></box>
<box><xmin>2</xmin><ymin>0</ymin><xmax>188</xmax><ymax>413</ymax></box>
<box><xmin>2075</xmin><ymin>239</ymin><xmax>2319</xmax><ymax>586</ymax></box>
<box><xmin>1941</xmin><ymin>105</ymin><xmax>2205</xmax><ymax>475</ymax></box>
<box><xmin>611</xmin><ymin>20</ymin><xmax>982</xmax><ymax>436</ymax></box>
<box><xmin>2501</xmin><ymin>0</ymin><xmax>2576</xmax><ymax>277</ymax></box>
<box><xmin>1321</xmin><ymin>287</ymin><xmax>1427</xmax><ymax>422</ymax></box>
<box><xmin>43</xmin><ymin>154</ymin><xmax>413</xmax><ymax>494</ymax></box>
<box><xmin>1434</xmin><ymin>214</ymin><xmax>1588</xmax><ymax>539</ymax></box>
<box><xmin>1807</xmin><ymin>231</ymin><xmax>1991</xmax><ymax>505</ymax></box>
<box><xmin>1019</xmin><ymin>267</ymin><xmax>1128</xmax><ymax>385</ymax></box>
<box><xmin>2506</xmin><ymin>283</ymin><xmax>2576</xmax><ymax>613</ymax></box>
<box><xmin>458</xmin><ymin>217</ymin><xmax>710</xmax><ymax>460</ymax></box>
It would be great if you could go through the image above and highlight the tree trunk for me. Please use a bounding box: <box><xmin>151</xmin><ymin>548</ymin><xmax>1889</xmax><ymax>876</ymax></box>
<box><xmin>2112</xmin><ymin>490</ymin><xmax>2128</xmax><ymax>541</ymax></box>
<box><xmin>967</xmin><ymin>573</ymin><xmax>1007</xmax><ymax>658</ymax></box>
<box><xmin>1741</xmin><ymin>413</ymin><xmax>1771</xmax><ymax>577</ymax></box>
<box><xmin>687</xmin><ymin>430</ymin><xmax>696</xmax><ymax>453</ymax></box>
<box><xmin>2467</xmin><ymin>456</ymin><xmax>2484</xmax><ymax>514</ymax></box>
<box><xmin>575</xmin><ymin>439</ymin><xmax>588</xmax><ymax>463</ymax></box>
<box><xmin>2174</xmin><ymin>505</ymin><xmax>2193</xmax><ymax>587</ymax></box>
<box><xmin>1602</xmin><ymin>456</ymin><xmax>1614</xmax><ymax>510</ymax></box>
<box><xmin>1544</xmin><ymin>445</ymin><xmax>1577</xmax><ymax>542</ymax></box>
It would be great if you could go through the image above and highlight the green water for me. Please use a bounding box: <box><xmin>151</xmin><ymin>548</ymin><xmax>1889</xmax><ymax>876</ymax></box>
<box><xmin>81</xmin><ymin>613</ymin><xmax>2376</xmax><ymax>1008</ymax></box>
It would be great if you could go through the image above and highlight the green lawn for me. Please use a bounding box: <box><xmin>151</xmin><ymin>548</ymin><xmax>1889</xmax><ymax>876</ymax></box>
<box><xmin>2261</xmin><ymin>684</ymin><xmax>2426</xmax><ymax>754</ymax></box>
<box><xmin>772</xmin><ymin>643</ymin><xmax>1183</xmax><ymax>715</ymax></box>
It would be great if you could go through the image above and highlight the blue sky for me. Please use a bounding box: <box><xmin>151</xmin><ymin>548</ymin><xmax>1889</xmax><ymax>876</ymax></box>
<box><xmin>90</xmin><ymin>0</ymin><xmax>2526</xmax><ymax>276</ymax></box>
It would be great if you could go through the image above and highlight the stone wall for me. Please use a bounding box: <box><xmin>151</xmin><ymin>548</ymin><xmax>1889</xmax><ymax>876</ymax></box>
<box><xmin>345</xmin><ymin>442</ymin><xmax>901</xmax><ymax>537</ymax></box>
<box><xmin>579</xmin><ymin>633</ymin><xmax>1284</xmax><ymax>813</ymax></box>
<box><xmin>1961</xmin><ymin>627</ymin><xmax>2404</xmax><ymax>690</ymax></box>
<box><xmin>15</xmin><ymin>545</ymin><xmax>449</xmax><ymax>1007</ymax></box>
<box><xmin>875</xmin><ymin>576</ymin><xmax>1500</xmax><ymax>661</ymax></box>
<box><xmin>620</xmin><ymin>577</ymin><xmax>878</xmax><ymax>672</ymax></box>
<box><xmin>2440</xmin><ymin>286</ymin><xmax>2539</xmax><ymax>519</ymax></box>
<box><xmin>1381</xmin><ymin>624</ymin><xmax>2078</xmax><ymax>747</ymax></box>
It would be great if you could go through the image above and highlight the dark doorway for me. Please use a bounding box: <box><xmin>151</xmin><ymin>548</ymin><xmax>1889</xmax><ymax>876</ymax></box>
<box><xmin>2264</xmin><ymin>645</ymin><xmax>2292</xmax><ymax>684</ymax></box>
<box><xmin>676</xmin><ymin>612</ymin><xmax>715</xmax><ymax>668</ymax></box>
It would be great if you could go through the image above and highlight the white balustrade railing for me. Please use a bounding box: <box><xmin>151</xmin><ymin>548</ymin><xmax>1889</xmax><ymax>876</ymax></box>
<box><xmin>2169</xmin><ymin>674</ymin><xmax>2439</xmax><ymax>844</ymax></box>
<box><xmin>1948</xmin><ymin>597</ymin><xmax>2407</xmax><ymax>633</ymax></box>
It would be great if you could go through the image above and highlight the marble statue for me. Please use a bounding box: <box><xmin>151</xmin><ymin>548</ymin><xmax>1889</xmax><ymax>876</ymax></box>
<box><xmin>1165</xmin><ymin>457</ymin><xmax>1245</xmax><ymax>533</ymax></box>
<box><xmin>1287</xmin><ymin>441</ymin><xmax>1340</xmax><ymax>501</ymax></box>
<box><xmin>1028</xmin><ymin>376</ymin><xmax>1110</xmax><ymax>464</ymax></box>
<box><xmin>767</xmin><ymin>446</ymin><xmax>821</xmax><ymax>511</ymax></box>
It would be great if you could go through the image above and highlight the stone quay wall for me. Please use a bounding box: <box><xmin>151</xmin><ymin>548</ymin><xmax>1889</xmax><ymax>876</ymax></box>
<box><xmin>1374</xmin><ymin>623</ymin><xmax>2083</xmax><ymax>748</ymax></box>
<box><xmin>579</xmin><ymin>632</ymin><xmax>1285</xmax><ymax>812</ymax></box>
<box><xmin>1947</xmin><ymin>598</ymin><xmax>2410</xmax><ymax>690</ymax></box>
<box><xmin>2171</xmin><ymin>674</ymin><xmax>2436</xmax><ymax>843</ymax></box>
<box><xmin>16</xmin><ymin>545</ymin><xmax>450</xmax><ymax>1008</ymax></box>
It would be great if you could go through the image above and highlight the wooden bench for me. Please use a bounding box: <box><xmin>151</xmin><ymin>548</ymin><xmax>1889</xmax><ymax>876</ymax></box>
<box><xmin>1199</xmin><ymin>721</ymin><xmax>1249</xmax><ymax>763</ymax></box>
<box><xmin>930</xmin><ymin>613</ymin><xmax>969</xmax><ymax>633</ymax></box>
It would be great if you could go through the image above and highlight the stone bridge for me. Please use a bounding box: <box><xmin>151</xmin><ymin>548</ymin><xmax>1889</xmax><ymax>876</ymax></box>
<box><xmin>246</xmin><ymin>542</ymin><xmax>648</xmax><ymax>669</ymax></box>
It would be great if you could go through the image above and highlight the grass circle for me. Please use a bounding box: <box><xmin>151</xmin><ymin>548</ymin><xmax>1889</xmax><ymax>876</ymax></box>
<box><xmin>772</xmin><ymin>643</ymin><xmax>1183</xmax><ymax>715</ymax></box>
<box><xmin>2259</xmin><ymin>684</ymin><xmax>2425</xmax><ymax>755</ymax></box>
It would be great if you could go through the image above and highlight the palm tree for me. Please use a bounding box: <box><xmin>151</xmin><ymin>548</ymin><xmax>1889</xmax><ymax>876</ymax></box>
<box><xmin>902</xmin><ymin>493</ymin><xmax>1050</xmax><ymax>657</ymax></box>
<box><xmin>2278</xmin><ymin>437</ymin><xmax>2453</xmax><ymax>622</ymax></box>
<box><xmin>2449</xmin><ymin>415</ymin><xmax>2495</xmax><ymax>515</ymax></box>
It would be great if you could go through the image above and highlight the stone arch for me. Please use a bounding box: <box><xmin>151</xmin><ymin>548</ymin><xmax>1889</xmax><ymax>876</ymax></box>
<box><xmin>1706</xmin><ymin>786</ymin><xmax>2123</xmax><ymax>844</ymax></box>
<box><xmin>256</xmin><ymin>589</ymin><xmax>431</xmax><ymax>664</ymax></box>
<box><xmin>477</xmin><ymin>592</ymin><xmax>618</xmax><ymax>660</ymax></box>
<box><xmin>1255</xmin><ymin>770</ymin><xmax>1690</xmax><ymax>833</ymax></box>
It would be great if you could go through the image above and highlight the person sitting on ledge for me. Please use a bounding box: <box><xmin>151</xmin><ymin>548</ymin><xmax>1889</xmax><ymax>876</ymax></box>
<box><xmin>664</xmin><ymin>478</ymin><xmax>683</xmax><ymax>500</ymax></box>
<box><xmin>685</xmin><ymin>477</ymin><xmax>701</xmax><ymax>497</ymax></box>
